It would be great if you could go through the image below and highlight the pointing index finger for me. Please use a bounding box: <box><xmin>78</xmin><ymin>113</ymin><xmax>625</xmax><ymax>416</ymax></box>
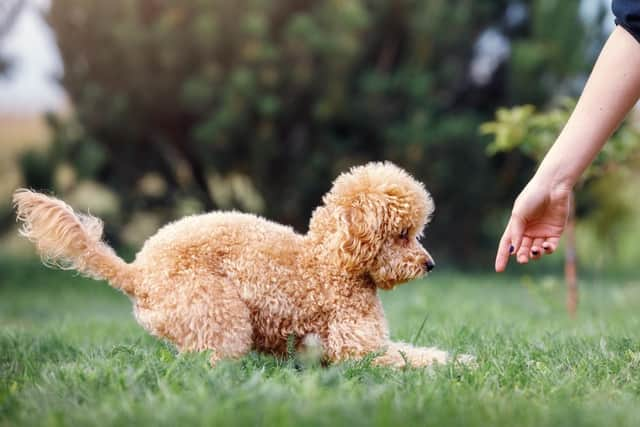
<box><xmin>495</xmin><ymin>229</ymin><xmax>513</xmax><ymax>272</ymax></box>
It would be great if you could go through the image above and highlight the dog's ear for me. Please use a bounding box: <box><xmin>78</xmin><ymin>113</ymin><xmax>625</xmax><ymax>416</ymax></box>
<box><xmin>333</xmin><ymin>198</ymin><xmax>384</xmax><ymax>272</ymax></box>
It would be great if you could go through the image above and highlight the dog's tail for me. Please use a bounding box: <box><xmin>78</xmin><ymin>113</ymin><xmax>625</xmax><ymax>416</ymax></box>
<box><xmin>13</xmin><ymin>189</ymin><xmax>139</xmax><ymax>296</ymax></box>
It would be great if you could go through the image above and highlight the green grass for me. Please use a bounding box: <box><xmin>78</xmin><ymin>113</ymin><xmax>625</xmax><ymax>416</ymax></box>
<box><xmin>1</xmin><ymin>258</ymin><xmax>640</xmax><ymax>427</ymax></box>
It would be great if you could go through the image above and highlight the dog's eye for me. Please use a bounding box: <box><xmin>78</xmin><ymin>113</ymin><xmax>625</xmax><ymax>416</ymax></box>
<box><xmin>399</xmin><ymin>229</ymin><xmax>409</xmax><ymax>240</ymax></box>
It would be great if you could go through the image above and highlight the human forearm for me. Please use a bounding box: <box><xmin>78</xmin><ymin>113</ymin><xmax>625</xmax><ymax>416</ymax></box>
<box><xmin>533</xmin><ymin>26</ymin><xmax>640</xmax><ymax>190</ymax></box>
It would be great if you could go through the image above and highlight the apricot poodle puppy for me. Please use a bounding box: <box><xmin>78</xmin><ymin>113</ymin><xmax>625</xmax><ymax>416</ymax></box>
<box><xmin>14</xmin><ymin>162</ymin><xmax>470</xmax><ymax>367</ymax></box>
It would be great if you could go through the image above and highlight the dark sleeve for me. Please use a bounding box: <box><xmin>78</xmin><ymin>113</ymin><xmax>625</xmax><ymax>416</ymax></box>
<box><xmin>612</xmin><ymin>0</ymin><xmax>640</xmax><ymax>43</ymax></box>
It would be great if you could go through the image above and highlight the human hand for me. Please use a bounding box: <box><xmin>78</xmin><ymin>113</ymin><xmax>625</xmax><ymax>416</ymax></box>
<box><xmin>495</xmin><ymin>180</ymin><xmax>571</xmax><ymax>272</ymax></box>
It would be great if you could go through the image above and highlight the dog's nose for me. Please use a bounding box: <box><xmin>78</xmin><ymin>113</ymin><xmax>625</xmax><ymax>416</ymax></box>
<box><xmin>425</xmin><ymin>259</ymin><xmax>435</xmax><ymax>272</ymax></box>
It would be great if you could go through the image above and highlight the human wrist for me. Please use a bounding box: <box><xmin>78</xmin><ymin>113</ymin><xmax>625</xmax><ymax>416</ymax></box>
<box><xmin>529</xmin><ymin>165</ymin><xmax>575</xmax><ymax>195</ymax></box>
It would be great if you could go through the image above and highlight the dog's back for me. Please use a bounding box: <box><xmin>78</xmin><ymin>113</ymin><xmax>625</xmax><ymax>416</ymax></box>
<box><xmin>132</xmin><ymin>210</ymin><xmax>307</xmax><ymax>296</ymax></box>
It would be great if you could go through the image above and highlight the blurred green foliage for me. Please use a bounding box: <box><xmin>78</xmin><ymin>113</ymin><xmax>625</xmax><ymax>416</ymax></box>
<box><xmin>14</xmin><ymin>0</ymin><xmax>608</xmax><ymax>264</ymax></box>
<box><xmin>482</xmin><ymin>99</ymin><xmax>640</xmax><ymax>179</ymax></box>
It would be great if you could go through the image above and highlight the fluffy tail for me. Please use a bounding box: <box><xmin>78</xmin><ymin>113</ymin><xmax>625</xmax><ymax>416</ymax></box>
<box><xmin>13</xmin><ymin>189</ymin><xmax>138</xmax><ymax>296</ymax></box>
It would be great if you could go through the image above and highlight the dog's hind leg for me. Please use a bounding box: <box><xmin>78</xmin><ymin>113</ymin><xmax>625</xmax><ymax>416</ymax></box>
<box><xmin>139</xmin><ymin>273</ymin><xmax>253</xmax><ymax>367</ymax></box>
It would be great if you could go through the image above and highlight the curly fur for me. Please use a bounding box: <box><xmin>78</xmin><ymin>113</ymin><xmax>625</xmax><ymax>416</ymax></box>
<box><xmin>14</xmin><ymin>162</ymin><xmax>472</xmax><ymax>367</ymax></box>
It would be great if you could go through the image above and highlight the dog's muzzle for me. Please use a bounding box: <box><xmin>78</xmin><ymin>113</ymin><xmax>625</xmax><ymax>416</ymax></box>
<box><xmin>424</xmin><ymin>259</ymin><xmax>435</xmax><ymax>272</ymax></box>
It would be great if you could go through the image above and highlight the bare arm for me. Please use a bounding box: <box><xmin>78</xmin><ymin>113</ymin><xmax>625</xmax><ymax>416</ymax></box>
<box><xmin>495</xmin><ymin>26</ymin><xmax>640</xmax><ymax>272</ymax></box>
<box><xmin>535</xmin><ymin>26</ymin><xmax>640</xmax><ymax>190</ymax></box>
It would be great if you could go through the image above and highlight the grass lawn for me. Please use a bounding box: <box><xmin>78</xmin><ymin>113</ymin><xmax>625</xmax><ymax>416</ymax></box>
<box><xmin>1</xmin><ymin>257</ymin><xmax>640</xmax><ymax>427</ymax></box>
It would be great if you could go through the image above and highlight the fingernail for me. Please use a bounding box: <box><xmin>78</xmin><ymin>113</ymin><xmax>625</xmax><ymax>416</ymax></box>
<box><xmin>509</xmin><ymin>245</ymin><xmax>514</xmax><ymax>254</ymax></box>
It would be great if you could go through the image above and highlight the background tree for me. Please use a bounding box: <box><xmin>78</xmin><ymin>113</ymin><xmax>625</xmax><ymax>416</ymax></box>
<box><xmin>0</xmin><ymin>0</ymin><xmax>24</xmax><ymax>76</ymax></box>
<box><xmin>12</xmin><ymin>0</ymin><xmax>609</xmax><ymax>264</ymax></box>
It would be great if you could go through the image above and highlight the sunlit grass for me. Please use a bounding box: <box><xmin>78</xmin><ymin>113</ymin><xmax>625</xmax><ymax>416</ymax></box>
<box><xmin>1</xmin><ymin>257</ymin><xmax>640</xmax><ymax>426</ymax></box>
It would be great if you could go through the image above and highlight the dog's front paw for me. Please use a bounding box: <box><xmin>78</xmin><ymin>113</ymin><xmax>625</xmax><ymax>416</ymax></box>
<box><xmin>408</xmin><ymin>347</ymin><xmax>449</xmax><ymax>366</ymax></box>
<box><xmin>426</xmin><ymin>348</ymin><xmax>450</xmax><ymax>365</ymax></box>
<box><xmin>454</xmin><ymin>353</ymin><xmax>476</xmax><ymax>366</ymax></box>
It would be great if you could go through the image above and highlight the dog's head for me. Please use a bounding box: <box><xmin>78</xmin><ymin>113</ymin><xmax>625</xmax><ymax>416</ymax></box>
<box><xmin>308</xmin><ymin>162</ymin><xmax>435</xmax><ymax>289</ymax></box>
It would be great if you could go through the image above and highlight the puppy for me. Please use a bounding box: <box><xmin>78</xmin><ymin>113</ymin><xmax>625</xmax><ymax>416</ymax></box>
<box><xmin>14</xmin><ymin>162</ymin><xmax>470</xmax><ymax>367</ymax></box>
